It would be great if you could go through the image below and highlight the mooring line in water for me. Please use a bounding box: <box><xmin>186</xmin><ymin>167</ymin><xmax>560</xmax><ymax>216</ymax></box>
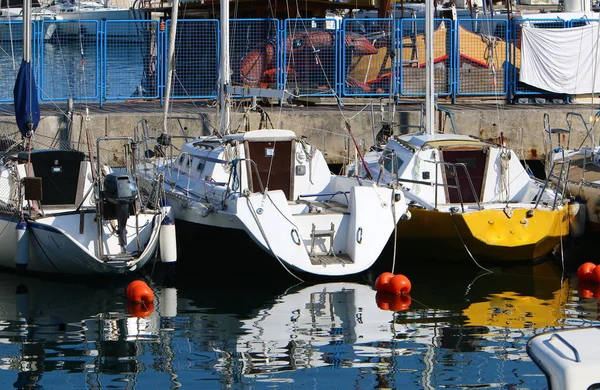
<box><xmin>390</xmin><ymin>188</ymin><xmax>398</xmax><ymax>275</ymax></box>
<box><xmin>450</xmin><ymin>213</ymin><xmax>493</xmax><ymax>274</ymax></box>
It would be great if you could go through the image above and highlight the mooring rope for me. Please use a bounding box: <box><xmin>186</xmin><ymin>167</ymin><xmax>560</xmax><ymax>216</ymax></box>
<box><xmin>450</xmin><ymin>212</ymin><xmax>493</xmax><ymax>274</ymax></box>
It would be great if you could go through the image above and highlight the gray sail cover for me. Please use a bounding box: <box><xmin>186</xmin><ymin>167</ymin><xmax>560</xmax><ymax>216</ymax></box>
<box><xmin>520</xmin><ymin>24</ymin><xmax>600</xmax><ymax>94</ymax></box>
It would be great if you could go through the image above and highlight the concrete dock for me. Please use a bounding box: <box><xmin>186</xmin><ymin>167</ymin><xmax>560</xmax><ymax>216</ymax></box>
<box><xmin>1</xmin><ymin>99</ymin><xmax>597</xmax><ymax>165</ymax></box>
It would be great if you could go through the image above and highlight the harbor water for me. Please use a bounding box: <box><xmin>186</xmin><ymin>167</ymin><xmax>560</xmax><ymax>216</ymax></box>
<box><xmin>0</xmin><ymin>236</ymin><xmax>596</xmax><ymax>390</ymax></box>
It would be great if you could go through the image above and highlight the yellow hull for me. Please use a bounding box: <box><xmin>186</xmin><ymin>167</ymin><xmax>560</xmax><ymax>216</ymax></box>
<box><xmin>396</xmin><ymin>206</ymin><xmax>570</xmax><ymax>263</ymax></box>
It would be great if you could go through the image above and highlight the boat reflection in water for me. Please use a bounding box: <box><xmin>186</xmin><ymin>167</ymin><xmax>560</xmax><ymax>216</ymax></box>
<box><xmin>0</xmin><ymin>259</ymin><xmax>594</xmax><ymax>388</ymax></box>
<box><xmin>0</xmin><ymin>272</ymin><xmax>177</xmax><ymax>388</ymax></box>
<box><xmin>215</xmin><ymin>260</ymin><xmax>579</xmax><ymax>388</ymax></box>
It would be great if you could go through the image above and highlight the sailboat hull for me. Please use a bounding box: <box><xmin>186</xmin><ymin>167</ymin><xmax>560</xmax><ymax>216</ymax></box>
<box><xmin>166</xmin><ymin>181</ymin><xmax>404</xmax><ymax>277</ymax></box>
<box><xmin>396</xmin><ymin>206</ymin><xmax>569</xmax><ymax>262</ymax></box>
<box><xmin>0</xmin><ymin>210</ymin><xmax>162</xmax><ymax>274</ymax></box>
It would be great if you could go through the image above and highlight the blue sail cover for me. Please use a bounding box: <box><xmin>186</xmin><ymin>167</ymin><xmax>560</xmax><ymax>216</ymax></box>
<box><xmin>13</xmin><ymin>60</ymin><xmax>40</xmax><ymax>138</ymax></box>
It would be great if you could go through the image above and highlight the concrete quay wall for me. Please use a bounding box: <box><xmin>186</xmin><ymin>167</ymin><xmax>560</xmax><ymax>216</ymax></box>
<box><xmin>1</xmin><ymin>102</ymin><xmax>596</xmax><ymax>165</ymax></box>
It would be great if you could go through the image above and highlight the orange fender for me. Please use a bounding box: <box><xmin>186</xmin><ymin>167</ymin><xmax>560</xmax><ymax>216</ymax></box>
<box><xmin>240</xmin><ymin>43</ymin><xmax>276</xmax><ymax>87</ymax></box>
<box><xmin>126</xmin><ymin>280</ymin><xmax>155</xmax><ymax>303</ymax></box>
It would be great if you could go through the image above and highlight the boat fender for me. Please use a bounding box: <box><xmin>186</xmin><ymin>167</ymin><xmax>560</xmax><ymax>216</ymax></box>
<box><xmin>376</xmin><ymin>291</ymin><xmax>412</xmax><ymax>311</ymax></box>
<box><xmin>15</xmin><ymin>283</ymin><xmax>29</xmax><ymax>320</ymax></box>
<box><xmin>568</xmin><ymin>197</ymin><xmax>586</xmax><ymax>238</ymax></box>
<box><xmin>158</xmin><ymin>287</ymin><xmax>177</xmax><ymax>317</ymax></box>
<box><xmin>159</xmin><ymin>214</ymin><xmax>177</xmax><ymax>263</ymax></box>
<box><xmin>576</xmin><ymin>262</ymin><xmax>596</xmax><ymax>281</ymax></box>
<box><xmin>375</xmin><ymin>272</ymin><xmax>412</xmax><ymax>295</ymax></box>
<box><xmin>126</xmin><ymin>280</ymin><xmax>155</xmax><ymax>303</ymax></box>
<box><xmin>15</xmin><ymin>221</ymin><xmax>29</xmax><ymax>270</ymax></box>
<box><xmin>127</xmin><ymin>301</ymin><xmax>154</xmax><ymax>318</ymax></box>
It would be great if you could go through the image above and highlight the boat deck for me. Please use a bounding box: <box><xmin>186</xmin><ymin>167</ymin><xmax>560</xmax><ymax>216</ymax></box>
<box><xmin>554</xmin><ymin>154</ymin><xmax>600</xmax><ymax>184</ymax></box>
<box><xmin>309</xmin><ymin>253</ymin><xmax>353</xmax><ymax>266</ymax></box>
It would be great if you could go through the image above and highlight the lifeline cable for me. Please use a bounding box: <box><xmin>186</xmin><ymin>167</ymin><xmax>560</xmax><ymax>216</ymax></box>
<box><xmin>245</xmin><ymin>195</ymin><xmax>305</xmax><ymax>283</ymax></box>
<box><xmin>450</xmin><ymin>212</ymin><xmax>493</xmax><ymax>274</ymax></box>
<box><xmin>390</xmin><ymin>188</ymin><xmax>398</xmax><ymax>275</ymax></box>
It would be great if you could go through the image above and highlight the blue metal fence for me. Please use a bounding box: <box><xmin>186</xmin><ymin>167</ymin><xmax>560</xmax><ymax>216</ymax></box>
<box><xmin>0</xmin><ymin>17</ymin><xmax>595</xmax><ymax>105</ymax></box>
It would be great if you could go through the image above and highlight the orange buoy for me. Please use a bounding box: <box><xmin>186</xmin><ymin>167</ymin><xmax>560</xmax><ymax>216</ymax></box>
<box><xmin>388</xmin><ymin>274</ymin><xmax>411</xmax><ymax>295</ymax></box>
<box><xmin>375</xmin><ymin>272</ymin><xmax>411</xmax><ymax>295</ymax></box>
<box><xmin>578</xmin><ymin>281</ymin><xmax>596</xmax><ymax>299</ymax></box>
<box><xmin>127</xmin><ymin>301</ymin><xmax>155</xmax><ymax>318</ymax></box>
<box><xmin>126</xmin><ymin>280</ymin><xmax>155</xmax><ymax>303</ymax></box>
<box><xmin>576</xmin><ymin>262</ymin><xmax>597</xmax><ymax>281</ymax></box>
<box><xmin>592</xmin><ymin>266</ymin><xmax>600</xmax><ymax>284</ymax></box>
<box><xmin>375</xmin><ymin>272</ymin><xmax>395</xmax><ymax>292</ymax></box>
<box><xmin>376</xmin><ymin>291</ymin><xmax>412</xmax><ymax>311</ymax></box>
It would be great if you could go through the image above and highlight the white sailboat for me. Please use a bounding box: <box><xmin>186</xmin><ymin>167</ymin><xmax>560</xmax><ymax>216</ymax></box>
<box><xmin>44</xmin><ymin>0</ymin><xmax>141</xmax><ymax>38</ymax></box>
<box><xmin>348</xmin><ymin>0</ymin><xmax>570</xmax><ymax>263</ymax></box>
<box><xmin>137</xmin><ymin>0</ymin><xmax>410</xmax><ymax>279</ymax></box>
<box><xmin>0</xmin><ymin>0</ymin><xmax>173</xmax><ymax>274</ymax></box>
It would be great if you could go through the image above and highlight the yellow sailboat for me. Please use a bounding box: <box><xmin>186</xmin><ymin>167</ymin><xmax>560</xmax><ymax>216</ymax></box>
<box><xmin>351</xmin><ymin>3</ymin><xmax>570</xmax><ymax>263</ymax></box>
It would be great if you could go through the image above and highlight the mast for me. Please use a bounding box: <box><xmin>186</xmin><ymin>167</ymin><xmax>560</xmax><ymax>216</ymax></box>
<box><xmin>23</xmin><ymin>0</ymin><xmax>31</xmax><ymax>64</ymax></box>
<box><xmin>425</xmin><ymin>0</ymin><xmax>435</xmax><ymax>135</ymax></box>
<box><xmin>14</xmin><ymin>0</ymin><xmax>40</xmax><ymax>139</ymax></box>
<box><xmin>162</xmin><ymin>0</ymin><xmax>179</xmax><ymax>134</ymax></box>
<box><xmin>219</xmin><ymin>0</ymin><xmax>230</xmax><ymax>135</ymax></box>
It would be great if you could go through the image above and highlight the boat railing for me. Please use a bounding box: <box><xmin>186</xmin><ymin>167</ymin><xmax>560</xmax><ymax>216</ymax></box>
<box><xmin>228</xmin><ymin>158</ymin><xmax>265</xmax><ymax>196</ymax></box>
<box><xmin>566</xmin><ymin>111</ymin><xmax>599</xmax><ymax>151</ymax></box>
<box><xmin>134</xmin><ymin>118</ymin><xmax>198</xmax><ymax>163</ymax></box>
<box><xmin>544</xmin><ymin>112</ymin><xmax>571</xmax><ymax>153</ymax></box>
<box><xmin>538</xmin><ymin>157</ymin><xmax>571</xmax><ymax>211</ymax></box>
<box><xmin>434</xmin><ymin>161</ymin><xmax>481</xmax><ymax>212</ymax></box>
<box><xmin>386</xmin><ymin>160</ymin><xmax>480</xmax><ymax>211</ymax></box>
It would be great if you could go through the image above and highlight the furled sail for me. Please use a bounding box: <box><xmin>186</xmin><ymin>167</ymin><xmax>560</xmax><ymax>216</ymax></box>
<box><xmin>13</xmin><ymin>60</ymin><xmax>40</xmax><ymax>138</ymax></box>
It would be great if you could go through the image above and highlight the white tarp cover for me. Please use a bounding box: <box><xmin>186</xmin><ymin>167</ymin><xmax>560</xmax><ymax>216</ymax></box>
<box><xmin>520</xmin><ymin>24</ymin><xmax>600</xmax><ymax>94</ymax></box>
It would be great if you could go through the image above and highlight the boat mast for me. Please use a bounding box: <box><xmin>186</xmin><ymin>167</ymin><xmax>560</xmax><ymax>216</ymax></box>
<box><xmin>162</xmin><ymin>0</ymin><xmax>179</xmax><ymax>134</ymax></box>
<box><xmin>219</xmin><ymin>0</ymin><xmax>230</xmax><ymax>135</ymax></box>
<box><xmin>23</xmin><ymin>0</ymin><xmax>31</xmax><ymax>64</ymax></box>
<box><xmin>425</xmin><ymin>0</ymin><xmax>435</xmax><ymax>135</ymax></box>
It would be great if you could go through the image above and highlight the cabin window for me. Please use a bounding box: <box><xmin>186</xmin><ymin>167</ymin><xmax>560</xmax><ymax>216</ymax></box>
<box><xmin>197</xmin><ymin>161</ymin><xmax>205</xmax><ymax>173</ymax></box>
<box><xmin>381</xmin><ymin>149</ymin><xmax>404</xmax><ymax>175</ymax></box>
<box><xmin>455</xmin><ymin>157</ymin><xmax>477</xmax><ymax>169</ymax></box>
<box><xmin>265</xmin><ymin>147</ymin><xmax>275</xmax><ymax>157</ymax></box>
<box><xmin>178</xmin><ymin>155</ymin><xmax>192</xmax><ymax>169</ymax></box>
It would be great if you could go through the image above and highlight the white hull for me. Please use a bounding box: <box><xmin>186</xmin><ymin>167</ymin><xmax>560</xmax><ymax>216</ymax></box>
<box><xmin>168</xmin><ymin>181</ymin><xmax>403</xmax><ymax>277</ymax></box>
<box><xmin>0</xmin><ymin>209</ymin><xmax>163</xmax><ymax>275</ymax></box>
<box><xmin>140</xmin><ymin>129</ymin><xmax>408</xmax><ymax>278</ymax></box>
<box><xmin>51</xmin><ymin>8</ymin><xmax>142</xmax><ymax>37</ymax></box>
<box><xmin>0</xmin><ymin>146</ymin><xmax>170</xmax><ymax>275</ymax></box>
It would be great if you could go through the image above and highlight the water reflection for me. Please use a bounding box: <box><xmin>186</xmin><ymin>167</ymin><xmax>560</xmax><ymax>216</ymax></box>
<box><xmin>0</xmin><ymin>259</ymin><xmax>597</xmax><ymax>389</ymax></box>
<box><xmin>0</xmin><ymin>272</ymin><xmax>178</xmax><ymax>388</ymax></box>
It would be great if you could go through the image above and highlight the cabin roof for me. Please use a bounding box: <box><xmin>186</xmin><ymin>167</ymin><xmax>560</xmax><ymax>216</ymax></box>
<box><xmin>400</xmin><ymin>133</ymin><xmax>484</xmax><ymax>148</ymax></box>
